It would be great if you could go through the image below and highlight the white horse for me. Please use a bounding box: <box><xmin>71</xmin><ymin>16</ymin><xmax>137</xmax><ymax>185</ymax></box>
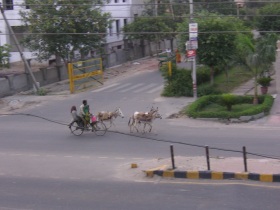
<box><xmin>97</xmin><ymin>107</ymin><xmax>124</xmax><ymax>128</ymax></box>
<box><xmin>128</xmin><ymin>107</ymin><xmax>161</xmax><ymax>133</ymax></box>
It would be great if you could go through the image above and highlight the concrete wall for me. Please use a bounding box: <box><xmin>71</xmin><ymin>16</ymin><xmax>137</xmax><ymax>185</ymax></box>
<box><xmin>0</xmin><ymin>39</ymin><xmax>177</xmax><ymax>98</ymax></box>
<box><xmin>0</xmin><ymin>65</ymin><xmax>68</xmax><ymax>98</ymax></box>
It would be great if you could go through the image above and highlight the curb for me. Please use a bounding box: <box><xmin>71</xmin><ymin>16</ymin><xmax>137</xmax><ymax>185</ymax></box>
<box><xmin>145</xmin><ymin>170</ymin><xmax>280</xmax><ymax>183</ymax></box>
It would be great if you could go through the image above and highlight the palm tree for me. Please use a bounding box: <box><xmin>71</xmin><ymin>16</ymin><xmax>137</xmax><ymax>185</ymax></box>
<box><xmin>233</xmin><ymin>33</ymin><xmax>278</xmax><ymax>104</ymax></box>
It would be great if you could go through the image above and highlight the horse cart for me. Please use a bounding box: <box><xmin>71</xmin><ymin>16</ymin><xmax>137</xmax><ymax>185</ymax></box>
<box><xmin>69</xmin><ymin>117</ymin><xmax>107</xmax><ymax>136</ymax></box>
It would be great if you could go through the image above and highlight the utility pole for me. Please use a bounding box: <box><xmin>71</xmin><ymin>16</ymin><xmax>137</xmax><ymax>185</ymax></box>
<box><xmin>189</xmin><ymin>0</ymin><xmax>197</xmax><ymax>99</ymax></box>
<box><xmin>0</xmin><ymin>3</ymin><xmax>40</xmax><ymax>91</ymax></box>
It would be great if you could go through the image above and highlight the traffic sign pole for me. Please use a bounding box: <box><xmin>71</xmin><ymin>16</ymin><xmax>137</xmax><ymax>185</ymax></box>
<box><xmin>189</xmin><ymin>0</ymin><xmax>197</xmax><ymax>99</ymax></box>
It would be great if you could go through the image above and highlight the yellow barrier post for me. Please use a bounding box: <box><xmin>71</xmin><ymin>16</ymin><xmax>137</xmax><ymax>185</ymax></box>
<box><xmin>168</xmin><ymin>61</ymin><xmax>172</xmax><ymax>76</ymax></box>
<box><xmin>68</xmin><ymin>62</ymin><xmax>74</xmax><ymax>93</ymax></box>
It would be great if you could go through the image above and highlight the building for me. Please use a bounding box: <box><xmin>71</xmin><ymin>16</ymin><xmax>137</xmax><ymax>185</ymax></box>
<box><xmin>0</xmin><ymin>0</ymin><xmax>145</xmax><ymax>66</ymax></box>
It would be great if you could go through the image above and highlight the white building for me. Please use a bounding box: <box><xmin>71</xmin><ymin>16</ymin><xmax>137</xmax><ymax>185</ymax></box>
<box><xmin>0</xmin><ymin>0</ymin><xmax>145</xmax><ymax>65</ymax></box>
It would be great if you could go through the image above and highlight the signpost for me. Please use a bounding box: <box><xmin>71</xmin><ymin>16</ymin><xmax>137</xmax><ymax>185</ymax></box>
<box><xmin>188</xmin><ymin>0</ymin><xmax>198</xmax><ymax>99</ymax></box>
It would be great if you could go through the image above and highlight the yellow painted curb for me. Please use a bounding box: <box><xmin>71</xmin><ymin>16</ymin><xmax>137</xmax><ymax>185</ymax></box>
<box><xmin>187</xmin><ymin>171</ymin><xmax>199</xmax><ymax>179</ymax></box>
<box><xmin>211</xmin><ymin>172</ymin><xmax>223</xmax><ymax>180</ymax></box>
<box><xmin>235</xmin><ymin>173</ymin><xmax>248</xmax><ymax>180</ymax></box>
<box><xmin>260</xmin><ymin>174</ymin><xmax>273</xmax><ymax>182</ymax></box>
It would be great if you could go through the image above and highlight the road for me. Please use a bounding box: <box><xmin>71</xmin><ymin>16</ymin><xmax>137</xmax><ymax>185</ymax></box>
<box><xmin>0</xmin><ymin>69</ymin><xmax>280</xmax><ymax>209</ymax></box>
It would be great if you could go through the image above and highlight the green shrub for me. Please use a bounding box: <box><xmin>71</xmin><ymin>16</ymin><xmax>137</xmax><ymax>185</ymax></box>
<box><xmin>161</xmin><ymin>65</ymin><xmax>193</xmax><ymax>97</ymax></box>
<box><xmin>36</xmin><ymin>88</ymin><xmax>47</xmax><ymax>96</ymax></box>
<box><xmin>186</xmin><ymin>94</ymin><xmax>274</xmax><ymax>119</ymax></box>
<box><xmin>219</xmin><ymin>94</ymin><xmax>237</xmax><ymax>111</ymax></box>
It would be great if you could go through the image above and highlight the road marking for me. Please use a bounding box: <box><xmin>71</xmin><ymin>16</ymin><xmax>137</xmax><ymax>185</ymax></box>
<box><xmin>114</xmin><ymin>157</ymin><xmax>125</xmax><ymax>160</ymax></box>
<box><xmin>132</xmin><ymin>158</ymin><xmax>144</xmax><ymax>160</ymax></box>
<box><xmin>29</xmin><ymin>154</ymin><xmax>40</xmax><ymax>157</ymax></box>
<box><xmin>91</xmin><ymin>83</ymin><xmax>120</xmax><ymax>92</ymax></box>
<box><xmin>133</xmin><ymin>83</ymin><xmax>157</xmax><ymax>93</ymax></box>
<box><xmin>106</xmin><ymin>83</ymin><xmax>132</xmax><ymax>92</ymax></box>
<box><xmin>64</xmin><ymin>156</ymin><xmax>73</xmax><ymax>158</ymax></box>
<box><xmin>69</xmin><ymin>177</ymin><xmax>80</xmax><ymax>180</ymax></box>
<box><xmin>134</xmin><ymin>180</ymin><xmax>280</xmax><ymax>189</ymax></box>
<box><xmin>147</xmin><ymin>85</ymin><xmax>164</xmax><ymax>93</ymax></box>
<box><xmin>119</xmin><ymin>83</ymin><xmax>144</xmax><ymax>93</ymax></box>
<box><xmin>98</xmin><ymin>157</ymin><xmax>109</xmax><ymax>159</ymax></box>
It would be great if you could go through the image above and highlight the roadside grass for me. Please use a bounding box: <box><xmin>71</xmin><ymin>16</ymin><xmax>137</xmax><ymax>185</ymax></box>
<box><xmin>212</xmin><ymin>67</ymin><xmax>253</xmax><ymax>93</ymax></box>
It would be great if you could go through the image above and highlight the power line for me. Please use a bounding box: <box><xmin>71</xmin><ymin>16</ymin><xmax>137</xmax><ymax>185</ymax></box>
<box><xmin>0</xmin><ymin>31</ymin><xmax>277</xmax><ymax>36</ymax></box>
<box><xmin>1</xmin><ymin>112</ymin><xmax>279</xmax><ymax>160</ymax></box>
<box><xmin>2</xmin><ymin>14</ymin><xmax>280</xmax><ymax>21</ymax></box>
<box><xmin>3</xmin><ymin>1</ymin><xmax>280</xmax><ymax>7</ymax></box>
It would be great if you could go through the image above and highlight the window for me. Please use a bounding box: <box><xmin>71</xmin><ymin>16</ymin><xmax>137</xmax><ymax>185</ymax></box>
<box><xmin>4</xmin><ymin>0</ymin><xmax>14</xmax><ymax>10</ymax></box>
<box><xmin>25</xmin><ymin>0</ymin><xmax>30</xmax><ymax>9</ymax></box>
<box><xmin>124</xmin><ymin>19</ymin><xmax>127</xmax><ymax>26</ymax></box>
<box><xmin>116</xmin><ymin>20</ymin><xmax>120</xmax><ymax>35</ymax></box>
<box><xmin>117</xmin><ymin>45</ymin><xmax>122</xmax><ymax>49</ymax></box>
<box><xmin>134</xmin><ymin>14</ymin><xmax>138</xmax><ymax>19</ymax></box>
<box><xmin>123</xmin><ymin>0</ymin><xmax>126</xmax><ymax>2</ymax></box>
<box><xmin>109</xmin><ymin>23</ymin><xmax>113</xmax><ymax>36</ymax></box>
<box><xmin>114</xmin><ymin>0</ymin><xmax>118</xmax><ymax>3</ymax></box>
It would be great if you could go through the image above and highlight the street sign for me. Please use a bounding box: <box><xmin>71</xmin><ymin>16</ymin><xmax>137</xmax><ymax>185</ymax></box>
<box><xmin>189</xmin><ymin>38</ymin><xmax>198</xmax><ymax>49</ymax></box>
<box><xmin>187</xmin><ymin>49</ymin><xmax>196</xmax><ymax>58</ymax></box>
<box><xmin>189</xmin><ymin>23</ymin><xmax>198</xmax><ymax>38</ymax></box>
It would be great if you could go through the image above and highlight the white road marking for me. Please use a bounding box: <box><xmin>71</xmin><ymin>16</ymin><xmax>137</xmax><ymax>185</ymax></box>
<box><xmin>114</xmin><ymin>157</ymin><xmax>125</xmax><ymax>160</ymax></box>
<box><xmin>133</xmin><ymin>83</ymin><xmax>157</xmax><ymax>93</ymax></box>
<box><xmin>91</xmin><ymin>83</ymin><xmax>120</xmax><ymax>92</ymax></box>
<box><xmin>119</xmin><ymin>83</ymin><xmax>144</xmax><ymax>93</ymax></box>
<box><xmin>98</xmin><ymin>157</ymin><xmax>109</xmax><ymax>159</ymax></box>
<box><xmin>106</xmin><ymin>83</ymin><xmax>132</xmax><ymax>92</ymax></box>
<box><xmin>147</xmin><ymin>85</ymin><xmax>164</xmax><ymax>93</ymax></box>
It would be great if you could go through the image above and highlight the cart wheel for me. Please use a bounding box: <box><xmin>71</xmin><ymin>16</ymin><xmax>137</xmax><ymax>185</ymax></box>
<box><xmin>102</xmin><ymin>120</ymin><xmax>111</xmax><ymax>130</ymax></box>
<box><xmin>93</xmin><ymin>121</ymin><xmax>107</xmax><ymax>136</ymax></box>
<box><xmin>69</xmin><ymin>121</ymin><xmax>84</xmax><ymax>136</ymax></box>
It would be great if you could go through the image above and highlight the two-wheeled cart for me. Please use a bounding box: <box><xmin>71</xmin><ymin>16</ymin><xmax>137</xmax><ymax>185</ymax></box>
<box><xmin>69</xmin><ymin>120</ymin><xmax>107</xmax><ymax>136</ymax></box>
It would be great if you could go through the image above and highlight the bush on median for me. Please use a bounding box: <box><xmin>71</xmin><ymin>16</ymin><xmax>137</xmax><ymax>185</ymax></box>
<box><xmin>185</xmin><ymin>94</ymin><xmax>274</xmax><ymax>119</ymax></box>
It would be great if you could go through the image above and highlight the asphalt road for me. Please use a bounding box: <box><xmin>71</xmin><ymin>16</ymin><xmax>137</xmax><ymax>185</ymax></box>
<box><xmin>0</xmin><ymin>69</ymin><xmax>280</xmax><ymax>209</ymax></box>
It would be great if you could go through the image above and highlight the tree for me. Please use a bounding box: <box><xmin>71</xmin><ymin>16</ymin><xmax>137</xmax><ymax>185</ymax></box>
<box><xmin>257</xmin><ymin>3</ymin><xmax>280</xmax><ymax>34</ymax></box>
<box><xmin>177</xmin><ymin>12</ymin><xmax>251</xmax><ymax>84</ymax></box>
<box><xmin>123</xmin><ymin>17</ymin><xmax>172</xmax><ymax>56</ymax></box>
<box><xmin>0</xmin><ymin>44</ymin><xmax>11</xmax><ymax>69</ymax></box>
<box><xmin>196</xmin><ymin>0</ymin><xmax>236</xmax><ymax>15</ymax></box>
<box><xmin>141</xmin><ymin>0</ymin><xmax>185</xmax><ymax>51</ymax></box>
<box><xmin>19</xmin><ymin>0</ymin><xmax>111</xmax><ymax>64</ymax></box>
<box><xmin>233</xmin><ymin>33</ymin><xmax>278</xmax><ymax>104</ymax></box>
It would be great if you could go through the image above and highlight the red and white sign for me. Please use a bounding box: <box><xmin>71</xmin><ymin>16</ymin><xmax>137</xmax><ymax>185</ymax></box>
<box><xmin>187</xmin><ymin>49</ymin><xmax>196</xmax><ymax>58</ymax></box>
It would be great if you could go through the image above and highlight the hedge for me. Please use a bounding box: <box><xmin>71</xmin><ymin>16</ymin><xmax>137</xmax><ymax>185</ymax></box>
<box><xmin>186</xmin><ymin>94</ymin><xmax>274</xmax><ymax>119</ymax></box>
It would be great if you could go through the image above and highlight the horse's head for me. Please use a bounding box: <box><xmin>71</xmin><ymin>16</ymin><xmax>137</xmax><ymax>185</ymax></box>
<box><xmin>149</xmin><ymin>106</ymin><xmax>158</xmax><ymax>114</ymax></box>
<box><xmin>116</xmin><ymin>107</ymin><xmax>124</xmax><ymax>118</ymax></box>
<box><xmin>154</xmin><ymin>112</ymin><xmax>162</xmax><ymax>119</ymax></box>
